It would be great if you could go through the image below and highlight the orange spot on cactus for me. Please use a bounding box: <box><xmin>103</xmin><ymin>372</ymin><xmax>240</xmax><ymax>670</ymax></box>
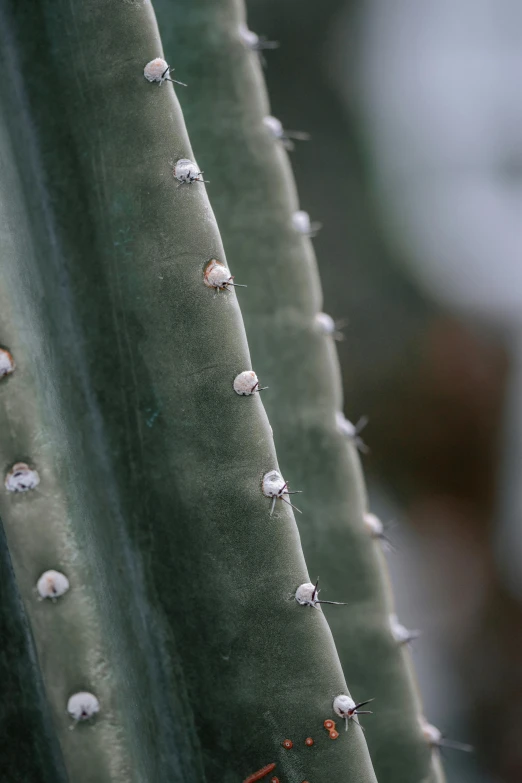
<box><xmin>305</xmin><ymin>737</ymin><xmax>314</xmax><ymax>747</ymax></box>
<box><xmin>270</xmin><ymin>778</ymin><xmax>280</xmax><ymax>783</ymax></box>
<box><xmin>243</xmin><ymin>763</ymin><xmax>276</xmax><ymax>782</ymax></box>
<box><xmin>323</xmin><ymin>719</ymin><xmax>335</xmax><ymax>730</ymax></box>
<box><xmin>281</xmin><ymin>739</ymin><xmax>293</xmax><ymax>749</ymax></box>
<box><xmin>329</xmin><ymin>729</ymin><xmax>339</xmax><ymax>740</ymax></box>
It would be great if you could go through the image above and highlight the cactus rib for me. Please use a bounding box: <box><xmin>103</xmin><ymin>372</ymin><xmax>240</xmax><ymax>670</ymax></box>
<box><xmin>0</xmin><ymin>0</ymin><xmax>377</xmax><ymax>780</ymax></box>
<box><xmin>153</xmin><ymin>0</ymin><xmax>446</xmax><ymax>780</ymax></box>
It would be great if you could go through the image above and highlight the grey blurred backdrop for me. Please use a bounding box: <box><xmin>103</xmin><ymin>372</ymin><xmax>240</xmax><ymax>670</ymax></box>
<box><xmin>241</xmin><ymin>2</ymin><xmax>522</xmax><ymax>781</ymax></box>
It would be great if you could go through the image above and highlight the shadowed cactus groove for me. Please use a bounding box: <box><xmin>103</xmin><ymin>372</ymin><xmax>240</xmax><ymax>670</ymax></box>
<box><xmin>0</xmin><ymin>0</ymin><xmax>378</xmax><ymax>781</ymax></box>
<box><xmin>153</xmin><ymin>0</ymin><xmax>446</xmax><ymax>780</ymax></box>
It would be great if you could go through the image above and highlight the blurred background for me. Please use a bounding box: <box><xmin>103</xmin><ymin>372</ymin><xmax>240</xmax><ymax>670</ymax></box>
<box><xmin>247</xmin><ymin>1</ymin><xmax>522</xmax><ymax>781</ymax></box>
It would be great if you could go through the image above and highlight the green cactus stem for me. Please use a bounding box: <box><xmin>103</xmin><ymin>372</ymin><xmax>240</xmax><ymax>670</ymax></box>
<box><xmin>0</xmin><ymin>0</ymin><xmax>377</xmax><ymax>780</ymax></box>
<box><xmin>0</xmin><ymin>521</ymin><xmax>68</xmax><ymax>782</ymax></box>
<box><xmin>153</xmin><ymin>0</ymin><xmax>445</xmax><ymax>780</ymax></box>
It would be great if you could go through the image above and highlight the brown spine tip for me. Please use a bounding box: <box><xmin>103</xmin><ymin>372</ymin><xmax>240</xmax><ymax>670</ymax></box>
<box><xmin>323</xmin><ymin>719</ymin><xmax>335</xmax><ymax>730</ymax></box>
<box><xmin>305</xmin><ymin>737</ymin><xmax>314</xmax><ymax>747</ymax></box>
<box><xmin>329</xmin><ymin>729</ymin><xmax>339</xmax><ymax>740</ymax></box>
<box><xmin>281</xmin><ymin>739</ymin><xmax>293</xmax><ymax>749</ymax></box>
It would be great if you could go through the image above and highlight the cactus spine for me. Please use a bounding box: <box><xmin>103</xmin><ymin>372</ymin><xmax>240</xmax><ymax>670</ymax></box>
<box><xmin>0</xmin><ymin>0</ymin><xmax>377</xmax><ymax>780</ymax></box>
<box><xmin>153</xmin><ymin>0</ymin><xmax>446</xmax><ymax>781</ymax></box>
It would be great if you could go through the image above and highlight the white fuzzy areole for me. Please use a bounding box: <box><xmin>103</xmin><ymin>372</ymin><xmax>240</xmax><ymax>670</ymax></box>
<box><xmin>233</xmin><ymin>370</ymin><xmax>259</xmax><ymax>395</ymax></box>
<box><xmin>37</xmin><ymin>570</ymin><xmax>70</xmax><ymax>600</ymax></box>
<box><xmin>292</xmin><ymin>210</ymin><xmax>312</xmax><ymax>234</ymax></box>
<box><xmin>419</xmin><ymin>717</ymin><xmax>442</xmax><ymax>746</ymax></box>
<box><xmin>364</xmin><ymin>512</ymin><xmax>384</xmax><ymax>537</ymax></box>
<box><xmin>262</xmin><ymin>469</ymin><xmax>286</xmax><ymax>498</ymax></box>
<box><xmin>263</xmin><ymin>115</ymin><xmax>284</xmax><ymax>139</ymax></box>
<box><xmin>5</xmin><ymin>462</ymin><xmax>40</xmax><ymax>493</ymax></box>
<box><xmin>0</xmin><ymin>348</ymin><xmax>15</xmax><ymax>378</ymax></box>
<box><xmin>315</xmin><ymin>312</ymin><xmax>336</xmax><ymax>335</ymax></box>
<box><xmin>389</xmin><ymin>613</ymin><xmax>409</xmax><ymax>643</ymax></box>
<box><xmin>295</xmin><ymin>582</ymin><xmax>318</xmax><ymax>606</ymax></box>
<box><xmin>389</xmin><ymin>613</ymin><xmax>418</xmax><ymax>644</ymax></box>
<box><xmin>335</xmin><ymin>411</ymin><xmax>356</xmax><ymax>438</ymax></box>
<box><xmin>204</xmin><ymin>259</ymin><xmax>232</xmax><ymax>289</ymax></box>
<box><xmin>67</xmin><ymin>692</ymin><xmax>100</xmax><ymax>721</ymax></box>
<box><xmin>333</xmin><ymin>694</ymin><xmax>355</xmax><ymax>718</ymax></box>
<box><xmin>143</xmin><ymin>58</ymin><xmax>169</xmax><ymax>84</ymax></box>
<box><xmin>174</xmin><ymin>158</ymin><xmax>201</xmax><ymax>184</ymax></box>
<box><xmin>238</xmin><ymin>22</ymin><xmax>259</xmax><ymax>48</ymax></box>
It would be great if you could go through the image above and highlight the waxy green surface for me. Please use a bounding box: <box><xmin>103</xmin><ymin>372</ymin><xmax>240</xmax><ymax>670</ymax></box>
<box><xmin>153</xmin><ymin>0</ymin><xmax>445</xmax><ymax>781</ymax></box>
<box><xmin>0</xmin><ymin>0</ymin><xmax>377</xmax><ymax>780</ymax></box>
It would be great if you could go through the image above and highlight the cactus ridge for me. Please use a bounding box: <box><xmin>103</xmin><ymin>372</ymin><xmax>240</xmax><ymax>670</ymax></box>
<box><xmin>0</xmin><ymin>0</ymin><xmax>378</xmax><ymax>781</ymax></box>
<box><xmin>152</xmin><ymin>0</ymin><xmax>446</xmax><ymax>781</ymax></box>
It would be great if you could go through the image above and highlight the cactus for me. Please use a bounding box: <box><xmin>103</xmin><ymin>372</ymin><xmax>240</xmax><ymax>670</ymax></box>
<box><xmin>0</xmin><ymin>0</ymin><xmax>378</xmax><ymax>781</ymax></box>
<box><xmin>153</xmin><ymin>1</ymin><xmax>446</xmax><ymax>781</ymax></box>
<box><xmin>0</xmin><ymin>523</ymin><xmax>68</xmax><ymax>782</ymax></box>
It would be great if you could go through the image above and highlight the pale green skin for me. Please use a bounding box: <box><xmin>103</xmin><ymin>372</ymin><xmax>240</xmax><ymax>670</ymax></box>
<box><xmin>0</xmin><ymin>0</ymin><xmax>377</xmax><ymax>781</ymax></box>
<box><xmin>153</xmin><ymin>0</ymin><xmax>445</xmax><ymax>781</ymax></box>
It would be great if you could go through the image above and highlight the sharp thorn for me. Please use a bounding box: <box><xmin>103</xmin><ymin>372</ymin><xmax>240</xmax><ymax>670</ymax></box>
<box><xmin>280</xmin><ymin>496</ymin><xmax>302</xmax><ymax>514</ymax></box>
<box><xmin>355</xmin><ymin>699</ymin><xmax>375</xmax><ymax>710</ymax></box>
<box><xmin>439</xmin><ymin>739</ymin><xmax>474</xmax><ymax>753</ymax></box>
